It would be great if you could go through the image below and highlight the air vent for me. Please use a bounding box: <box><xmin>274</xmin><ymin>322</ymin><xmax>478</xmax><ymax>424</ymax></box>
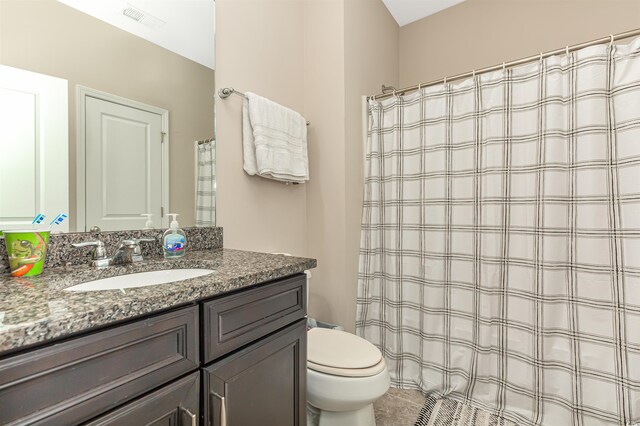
<box><xmin>123</xmin><ymin>7</ymin><xmax>144</xmax><ymax>22</ymax></box>
<box><xmin>121</xmin><ymin>4</ymin><xmax>166</xmax><ymax>29</ymax></box>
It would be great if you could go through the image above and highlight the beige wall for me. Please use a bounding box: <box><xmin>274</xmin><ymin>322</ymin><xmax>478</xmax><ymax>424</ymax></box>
<box><xmin>399</xmin><ymin>0</ymin><xmax>640</xmax><ymax>87</ymax></box>
<box><xmin>0</xmin><ymin>0</ymin><xmax>214</xmax><ymax>230</ymax></box>
<box><xmin>303</xmin><ymin>0</ymin><xmax>348</xmax><ymax>327</ymax></box>
<box><xmin>215</xmin><ymin>0</ymin><xmax>308</xmax><ymax>255</ymax></box>
<box><xmin>216</xmin><ymin>0</ymin><xmax>398</xmax><ymax>332</ymax></box>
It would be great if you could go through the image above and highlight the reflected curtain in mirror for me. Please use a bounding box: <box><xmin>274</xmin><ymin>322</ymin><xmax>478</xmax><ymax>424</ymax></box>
<box><xmin>196</xmin><ymin>140</ymin><xmax>216</xmax><ymax>227</ymax></box>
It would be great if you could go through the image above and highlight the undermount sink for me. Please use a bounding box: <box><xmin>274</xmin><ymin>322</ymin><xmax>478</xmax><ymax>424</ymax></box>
<box><xmin>64</xmin><ymin>269</ymin><xmax>215</xmax><ymax>292</ymax></box>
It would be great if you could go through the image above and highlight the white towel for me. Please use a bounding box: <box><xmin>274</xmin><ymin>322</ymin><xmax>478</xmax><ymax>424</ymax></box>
<box><xmin>242</xmin><ymin>92</ymin><xmax>309</xmax><ymax>183</ymax></box>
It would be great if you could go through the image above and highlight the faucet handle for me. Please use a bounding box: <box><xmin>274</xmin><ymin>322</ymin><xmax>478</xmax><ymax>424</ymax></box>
<box><xmin>72</xmin><ymin>240</ymin><xmax>108</xmax><ymax>265</ymax></box>
<box><xmin>129</xmin><ymin>237</ymin><xmax>157</xmax><ymax>260</ymax></box>
<box><xmin>72</xmin><ymin>240</ymin><xmax>105</xmax><ymax>251</ymax></box>
<box><xmin>128</xmin><ymin>237</ymin><xmax>156</xmax><ymax>250</ymax></box>
<box><xmin>132</xmin><ymin>237</ymin><xmax>156</xmax><ymax>244</ymax></box>
<box><xmin>120</xmin><ymin>239</ymin><xmax>138</xmax><ymax>248</ymax></box>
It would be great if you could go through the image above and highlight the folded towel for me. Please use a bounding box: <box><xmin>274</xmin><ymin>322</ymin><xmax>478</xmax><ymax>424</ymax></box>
<box><xmin>242</xmin><ymin>92</ymin><xmax>309</xmax><ymax>183</ymax></box>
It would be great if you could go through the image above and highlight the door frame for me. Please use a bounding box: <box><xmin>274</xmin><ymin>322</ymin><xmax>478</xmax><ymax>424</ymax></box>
<box><xmin>76</xmin><ymin>86</ymin><xmax>169</xmax><ymax>231</ymax></box>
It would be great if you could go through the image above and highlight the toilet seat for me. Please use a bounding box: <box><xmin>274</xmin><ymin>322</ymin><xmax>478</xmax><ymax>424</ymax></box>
<box><xmin>308</xmin><ymin>328</ymin><xmax>385</xmax><ymax>377</ymax></box>
<box><xmin>308</xmin><ymin>357</ymin><xmax>387</xmax><ymax>377</ymax></box>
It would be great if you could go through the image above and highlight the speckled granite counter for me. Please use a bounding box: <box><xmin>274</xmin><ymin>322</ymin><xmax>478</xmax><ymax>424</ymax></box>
<box><xmin>0</xmin><ymin>249</ymin><xmax>316</xmax><ymax>356</ymax></box>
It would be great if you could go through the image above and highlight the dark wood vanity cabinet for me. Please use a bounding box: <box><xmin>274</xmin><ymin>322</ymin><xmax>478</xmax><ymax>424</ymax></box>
<box><xmin>0</xmin><ymin>307</ymin><xmax>199</xmax><ymax>426</ymax></box>
<box><xmin>202</xmin><ymin>273</ymin><xmax>307</xmax><ymax>426</ymax></box>
<box><xmin>0</xmin><ymin>273</ymin><xmax>307</xmax><ymax>426</ymax></box>
<box><xmin>203</xmin><ymin>320</ymin><xmax>307</xmax><ymax>426</ymax></box>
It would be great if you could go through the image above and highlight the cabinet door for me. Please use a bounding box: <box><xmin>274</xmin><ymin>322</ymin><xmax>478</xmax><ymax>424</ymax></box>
<box><xmin>86</xmin><ymin>372</ymin><xmax>200</xmax><ymax>426</ymax></box>
<box><xmin>203</xmin><ymin>319</ymin><xmax>307</xmax><ymax>426</ymax></box>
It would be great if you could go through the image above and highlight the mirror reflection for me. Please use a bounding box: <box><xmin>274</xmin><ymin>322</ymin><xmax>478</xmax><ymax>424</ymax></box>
<box><xmin>0</xmin><ymin>0</ymin><xmax>216</xmax><ymax>232</ymax></box>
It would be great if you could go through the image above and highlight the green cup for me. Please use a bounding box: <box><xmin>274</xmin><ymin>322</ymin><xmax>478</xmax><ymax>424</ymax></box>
<box><xmin>3</xmin><ymin>230</ymin><xmax>50</xmax><ymax>277</ymax></box>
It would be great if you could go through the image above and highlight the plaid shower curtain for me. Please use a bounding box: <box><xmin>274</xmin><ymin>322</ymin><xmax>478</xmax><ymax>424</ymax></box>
<box><xmin>196</xmin><ymin>140</ymin><xmax>216</xmax><ymax>226</ymax></box>
<box><xmin>357</xmin><ymin>37</ymin><xmax>640</xmax><ymax>426</ymax></box>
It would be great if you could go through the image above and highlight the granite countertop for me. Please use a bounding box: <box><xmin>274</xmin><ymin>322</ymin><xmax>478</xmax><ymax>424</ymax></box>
<box><xmin>0</xmin><ymin>249</ymin><xmax>316</xmax><ymax>356</ymax></box>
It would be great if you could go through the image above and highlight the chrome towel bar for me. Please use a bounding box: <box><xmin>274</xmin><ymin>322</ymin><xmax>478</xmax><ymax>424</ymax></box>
<box><xmin>218</xmin><ymin>87</ymin><xmax>310</xmax><ymax>126</ymax></box>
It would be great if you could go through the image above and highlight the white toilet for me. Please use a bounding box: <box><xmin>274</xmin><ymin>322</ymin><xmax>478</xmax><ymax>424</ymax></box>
<box><xmin>306</xmin><ymin>327</ymin><xmax>390</xmax><ymax>426</ymax></box>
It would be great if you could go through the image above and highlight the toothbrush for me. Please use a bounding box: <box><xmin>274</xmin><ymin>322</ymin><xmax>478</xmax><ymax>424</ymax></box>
<box><xmin>32</xmin><ymin>213</ymin><xmax>46</xmax><ymax>229</ymax></box>
<box><xmin>49</xmin><ymin>213</ymin><xmax>68</xmax><ymax>230</ymax></box>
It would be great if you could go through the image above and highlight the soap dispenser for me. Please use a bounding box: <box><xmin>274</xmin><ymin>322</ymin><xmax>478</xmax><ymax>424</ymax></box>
<box><xmin>141</xmin><ymin>213</ymin><xmax>154</xmax><ymax>229</ymax></box>
<box><xmin>163</xmin><ymin>213</ymin><xmax>186</xmax><ymax>258</ymax></box>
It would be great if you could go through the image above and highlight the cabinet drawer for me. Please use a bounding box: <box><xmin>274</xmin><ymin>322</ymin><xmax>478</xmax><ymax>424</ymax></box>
<box><xmin>0</xmin><ymin>306</ymin><xmax>199</xmax><ymax>426</ymax></box>
<box><xmin>203</xmin><ymin>273</ymin><xmax>306</xmax><ymax>363</ymax></box>
<box><xmin>85</xmin><ymin>372</ymin><xmax>200</xmax><ymax>426</ymax></box>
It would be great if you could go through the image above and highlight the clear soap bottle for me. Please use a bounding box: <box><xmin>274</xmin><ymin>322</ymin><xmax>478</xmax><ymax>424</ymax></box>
<box><xmin>163</xmin><ymin>213</ymin><xmax>186</xmax><ymax>258</ymax></box>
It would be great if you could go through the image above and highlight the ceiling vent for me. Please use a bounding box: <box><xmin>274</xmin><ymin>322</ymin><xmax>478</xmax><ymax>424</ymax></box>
<box><xmin>122</xmin><ymin>4</ymin><xmax>166</xmax><ymax>30</ymax></box>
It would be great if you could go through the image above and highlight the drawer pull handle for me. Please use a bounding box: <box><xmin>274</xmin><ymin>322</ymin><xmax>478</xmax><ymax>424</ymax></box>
<box><xmin>211</xmin><ymin>392</ymin><xmax>227</xmax><ymax>426</ymax></box>
<box><xmin>182</xmin><ymin>407</ymin><xmax>197</xmax><ymax>426</ymax></box>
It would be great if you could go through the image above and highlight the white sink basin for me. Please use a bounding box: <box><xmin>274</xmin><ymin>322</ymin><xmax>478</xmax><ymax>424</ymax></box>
<box><xmin>64</xmin><ymin>269</ymin><xmax>215</xmax><ymax>292</ymax></box>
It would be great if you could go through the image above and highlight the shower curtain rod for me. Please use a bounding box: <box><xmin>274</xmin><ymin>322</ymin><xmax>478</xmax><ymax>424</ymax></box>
<box><xmin>197</xmin><ymin>138</ymin><xmax>214</xmax><ymax>145</ymax></box>
<box><xmin>371</xmin><ymin>27</ymin><xmax>640</xmax><ymax>101</ymax></box>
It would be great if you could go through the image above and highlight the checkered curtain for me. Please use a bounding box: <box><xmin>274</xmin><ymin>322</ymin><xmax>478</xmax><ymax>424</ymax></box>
<box><xmin>357</xmin><ymin>37</ymin><xmax>640</xmax><ymax>426</ymax></box>
<box><xmin>196</xmin><ymin>140</ymin><xmax>216</xmax><ymax>227</ymax></box>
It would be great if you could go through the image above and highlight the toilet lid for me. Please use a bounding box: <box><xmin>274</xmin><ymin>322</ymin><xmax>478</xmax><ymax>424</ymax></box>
<box><xmin>308</xmin><ymin>357</ymin><xmax>387</xmax><ymax>377</ymax></box>
<box><xmin>308</xmin><ymin>328</ymin><xmax>382</xmax><ymax>370</ymax></box>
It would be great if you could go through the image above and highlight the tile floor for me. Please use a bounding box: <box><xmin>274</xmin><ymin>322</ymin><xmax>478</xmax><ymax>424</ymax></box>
<box><xmin>374</xmin><ymin>389</ymin><xmax>519</xmax><ymax>426</ymax></box>
<box><xmin>374</xmin><ymin>388</ymin><xmax>425</xmax><ymax>426</ymax></box>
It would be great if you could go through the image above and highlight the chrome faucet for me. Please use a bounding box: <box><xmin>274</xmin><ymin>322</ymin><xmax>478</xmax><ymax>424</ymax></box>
<box><xmin>73</xmin><ymin>237</ymin><xmax>156</xmax><ymax>267</ymax></box>
<box><xmin>72</xmin><ymin>240</ymin><xmax>109</xmax><ymax>267</ymax></box>
<box><xmin>110</xmin><ymin>240</ymin><xmax>138</xmax><ymax>265</ymax></box>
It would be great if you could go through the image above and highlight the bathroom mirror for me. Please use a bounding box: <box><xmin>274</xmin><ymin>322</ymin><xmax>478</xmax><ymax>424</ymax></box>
<box><xmin>0</xmin><ymin>0</ymin><xmax>216</xmax><ymax>233</ymax></box>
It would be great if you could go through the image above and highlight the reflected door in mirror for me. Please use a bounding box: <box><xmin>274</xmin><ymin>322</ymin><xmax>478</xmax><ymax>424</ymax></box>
<box><xmin>85</xmin><ymin>97</ymin><xmax>163</xmax><ymax>231</ymax></box>
<box><xmin>0</xmin><ymin>65</ymin><xmax>69</xmax><ymax>232</ymax></box>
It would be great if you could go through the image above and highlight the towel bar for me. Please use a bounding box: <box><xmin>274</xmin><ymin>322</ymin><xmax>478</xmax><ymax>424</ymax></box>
<box><xmin>218</xmin><ymin>87</ymin><xmax>310</xmax><ymax>126</ymax></box>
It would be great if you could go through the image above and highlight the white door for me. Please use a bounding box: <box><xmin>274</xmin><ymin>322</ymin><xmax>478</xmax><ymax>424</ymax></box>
<box><xmin>85</xmin><ymin>96</ymin><xmax>163</xmax><ymax>231</ymax></box>
<box><xmin>0</xmin><ymin>65</ymin><xmax>68</xmax><ymax>232</ymax></box>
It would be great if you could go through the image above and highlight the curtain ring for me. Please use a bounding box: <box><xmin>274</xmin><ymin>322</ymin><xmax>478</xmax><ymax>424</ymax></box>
<box><xmin>539</xmin><ymin>52</ymin><xmax>543</xmax><ymax>62</ymax></box>
<box><xmin>472</xmin><ymin>69</ymin><xmax>476</xmax><ymax>79</ymax></box>
<box><xmin>609</xmin><ymin>34</ymin><xmax>615</xmax><ymax>47</ymax></box>
<box><xmin>443</xmin><ymin>76</ymin><xmax>447</xmax><ymax>85</ymax></box>
<box><xmin>502</xmin><ymin>62</ymin><xmax>506</xmax><ymax>72</ymax></box>
<box><xmin>418</xmin><ymin>83</ymin><xmax>422</xmax><ymax>91</ymax></box>
<box><xmin>565</xmin><ymin>46</ymin><xmax>570</xmax><ymax>56</ymax></box>
<box><xmin>392</xmin><ymin>89</ymin><xmax>397</xmax><ymax>97</ymax></box>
